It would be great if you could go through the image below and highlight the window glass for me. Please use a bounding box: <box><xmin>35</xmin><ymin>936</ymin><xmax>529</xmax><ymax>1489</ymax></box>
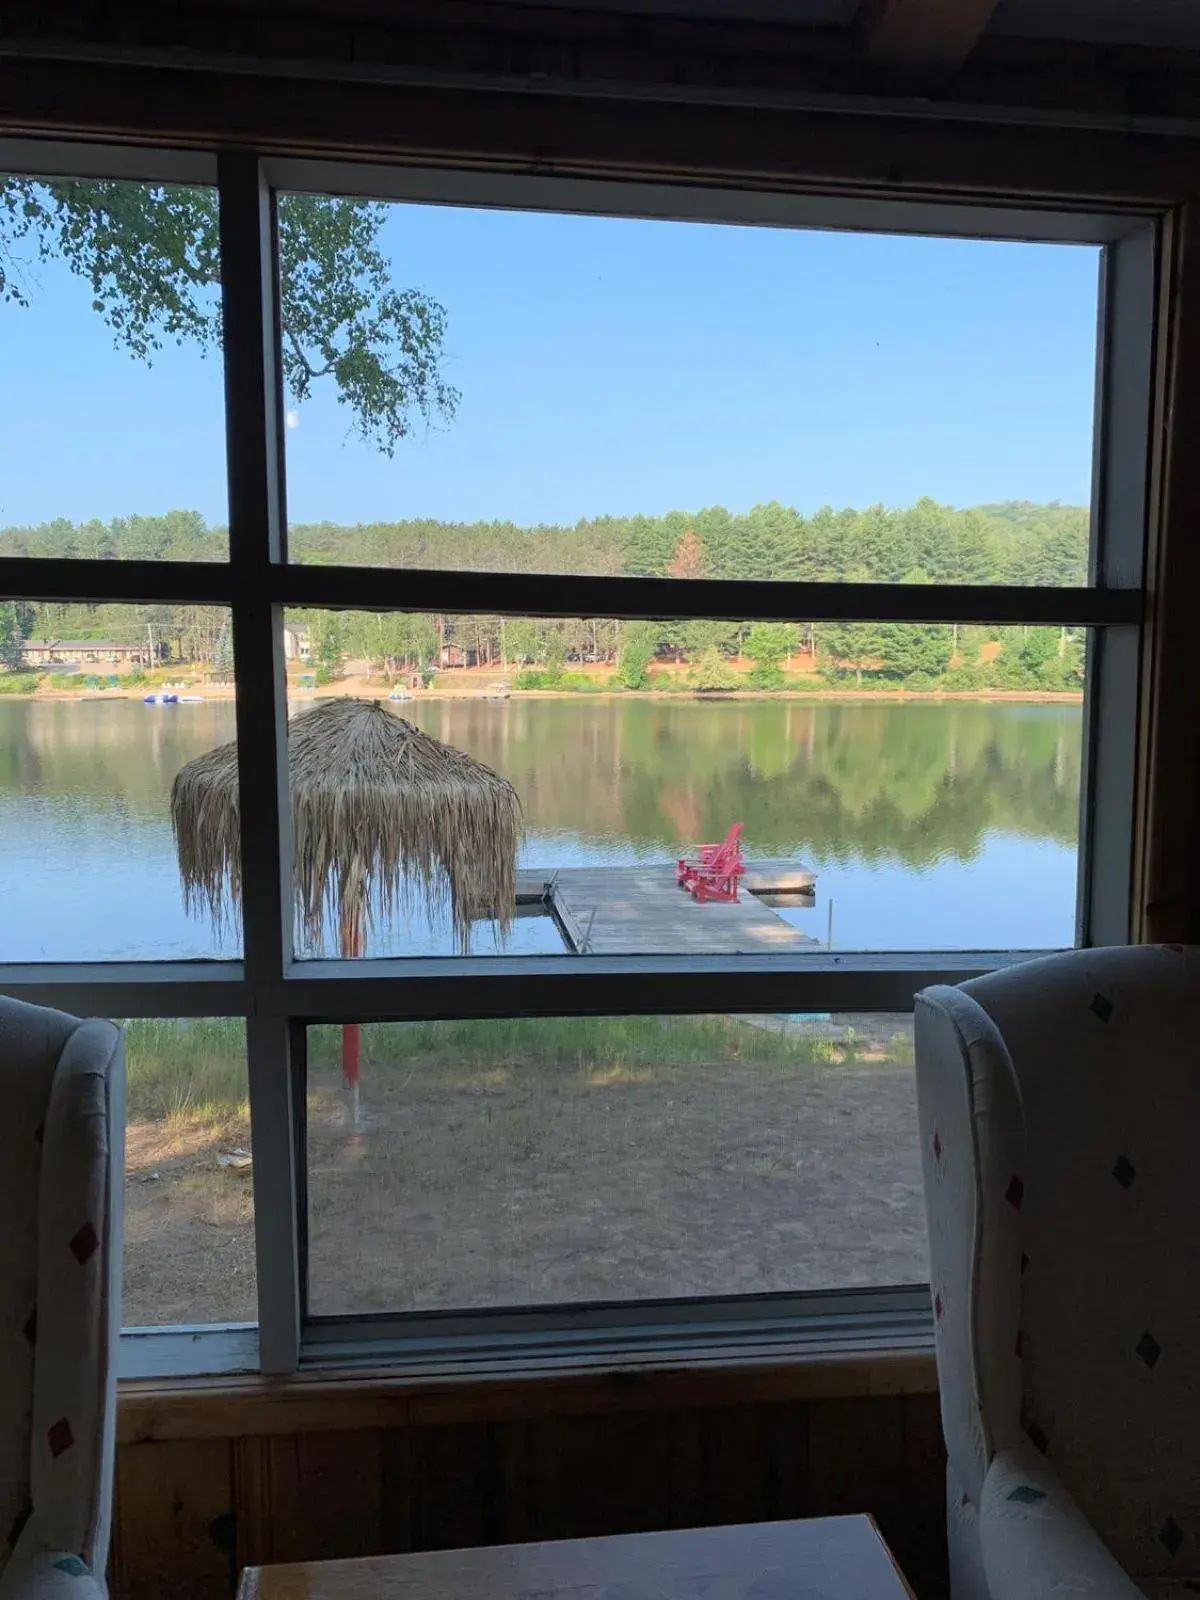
<box><xmin>0</xmin><ymin>601</ymin><xmax>240</xmax><ymax>959</ymax></box>
<box><xmin>283</xmin><ymin>609</ymin><xmax>1085</xmax><ymax>956</ymax></box>
<box><xmin>280</xmin><ymin>193</ymin><xmax>1098</xmax><ymax>587</ymax></box>
<box><xmin>0</xmin><ymin>177</ymin><xmax>228</xmax><ymax>559</ymax></box>
<box><xmin>306</xmin><ymin>1013</ymin><xmax>922</xmax><ymax>1315</ymax></box>
<box><xmin>123</xmin><ymin>1018</ymin><xmax>254</xmax><ymax>1327</ymax></box>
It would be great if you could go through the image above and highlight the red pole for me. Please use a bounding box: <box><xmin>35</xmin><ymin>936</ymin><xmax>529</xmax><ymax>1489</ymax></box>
<box><xmin>341</xmin><ymin>916</ymin><xmax>365</xmax><ymax>1120</ymax></box>
<box><xmin>342</xmin><ymin>1023</ymin><xmax>361</xmax><ymax>1092</ymax></box>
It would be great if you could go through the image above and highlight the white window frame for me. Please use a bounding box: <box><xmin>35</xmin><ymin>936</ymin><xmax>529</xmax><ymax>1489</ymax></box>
<box><xmin>0</xmin><ymin>141</ymin><xmax>1154</xmax><ymax>1379</ymax></box>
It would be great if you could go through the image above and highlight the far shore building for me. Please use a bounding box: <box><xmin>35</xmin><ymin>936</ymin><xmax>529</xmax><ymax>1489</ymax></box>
<box><xmin>21</xmin><ymin>639</ymin><xmax>153</xmax><ymax>669</ymax></box>
<box><xmin>283</xmin><ymin>624</ymin><xmax>313</xmax><ymax>663</ymax></box>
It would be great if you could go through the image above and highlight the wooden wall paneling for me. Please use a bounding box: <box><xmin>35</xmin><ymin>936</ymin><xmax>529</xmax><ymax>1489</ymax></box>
<box><xmin>662</xmin><ymin>1405</ymin><xmax>706</xmax><ymax>1530</ymax></box>
<box><xmin>406</xmin><ymin>1423</ymin><xmax>496</xmax><ymax>1552</ymax></box>
<box><xmin>591</xmin><ymin>1409</ymin><xmax>676</xmax><ymax>1535</ymax></box>
<box><xmin>805</xmin><ymin>1394</ymin><xmax>945</xmax><ymax>1598</ymax></box>
<box><xmin>115</xmin><ymin>1439</ymin><xmax>235</xmax><ymax>1600</ymax></box>
<box><xmin>896</xmin><ymin>1392</ymin><xmax>949</xmax><ymax>1600</ymax></box>
<box><xmin>471</xmin><ymin>1417</ymin><xmax>535</xmax><ymax>1545</ymax></box>
<box><xmin>661</xmin><ymin>1398</ymin><xmax>811</xmax><ymax>1531</ymax></box>
<box><xmin>232</xmin><ymin>1437</ymin><xmax>275</xmax><ymax>1572</ymax></box>
<box><xmin>696</xmin><ymin>1403</ymin><xmax>782</xmax><ymax>1528</ymax></box>
<box><xmin>378</xmin><ymin>1426</ymin><xmax>416</xmax><ymax>1555</ymax></box>
<box><xmin>109</xmin><ymin>1387</ymin><xmax>949</xmax><ymax>1600</ymax></box>
<box><xmin>261</xmin><ymin>1429</ymin><xmax>386</xmax><ymax>1565</ymax></box>
<box><xmin>805</xmin><ymin>1395</ymin><xmax>906</xmax><ymax>1521</ymax></box>
<box><xmin>491</xmin><ymin>1410</ymin><xmax>675</xmax><ymax>1543</ymax></box>
<box><xmin>751</xmin><ymin>1400</ymin><xmax>812</xmax><ymax>1523</ymax></box>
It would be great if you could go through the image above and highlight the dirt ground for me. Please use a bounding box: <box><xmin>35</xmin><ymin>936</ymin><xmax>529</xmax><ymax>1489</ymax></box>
<box><xmin>122</xmin><ymin>1040</ymin><xmax>927</xmax><ymax>1327</ymax></box>
<box><xmin>123</xmin><ymin>1116</ymin><xmax>257</xmax><ymax>1325</ymax></box>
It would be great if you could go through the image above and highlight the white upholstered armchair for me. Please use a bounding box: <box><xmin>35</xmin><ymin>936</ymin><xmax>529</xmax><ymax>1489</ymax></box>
<box><xmin>0</xmin><ymin>997</ymin><xmax>124</xmax><ymax>1600</ymax></box>
<box><xmin>915</xmin><ymin>945</ymin><xmax>1200</xmax><ymax>1600</ymax></box>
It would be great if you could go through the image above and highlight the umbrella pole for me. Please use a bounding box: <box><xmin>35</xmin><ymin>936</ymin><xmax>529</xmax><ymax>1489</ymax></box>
<box><xmin>341</xmin><ymin>918</ymin><xmax>366</xmax><ymax>1124</ymax></box>
<box><xmin>342</xmin><ymin>1023</ymin><xmax>361</xmax><ymax>1125</ymax></box>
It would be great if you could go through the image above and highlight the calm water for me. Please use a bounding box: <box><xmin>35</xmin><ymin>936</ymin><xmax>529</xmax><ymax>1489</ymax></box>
<box><xmin>0</xmin><ymin>696</ymin><xmax>1081</xmax><ymax>961</ymax></box>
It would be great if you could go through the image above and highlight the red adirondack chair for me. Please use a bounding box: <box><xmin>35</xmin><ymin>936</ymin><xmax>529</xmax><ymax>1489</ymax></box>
<box><xmin>677</xmin><ymin>822</ymin><xmax>745</xmax><ymax>902</ymax></box>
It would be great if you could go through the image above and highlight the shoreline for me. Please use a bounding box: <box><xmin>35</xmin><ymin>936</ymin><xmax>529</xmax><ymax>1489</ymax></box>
<box><xmin>0</xmin><ymin>684</ymin><xmax>1085</xmax><ymax>705</ymax></box>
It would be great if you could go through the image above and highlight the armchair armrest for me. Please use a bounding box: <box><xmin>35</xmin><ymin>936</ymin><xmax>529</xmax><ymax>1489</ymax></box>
<box><xmin>980</xmin><ymin>1442</ymin><xmax>1145</xmax><ymax>1600</ymax></box>
<box><xmin>0</xmin><ymin>1551</ymin><xmax>106</xmax><ymax>1600</ymax></box>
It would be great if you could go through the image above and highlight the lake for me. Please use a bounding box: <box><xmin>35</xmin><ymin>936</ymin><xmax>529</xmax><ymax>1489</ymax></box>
<box><xmin>0</xmin><ymin>695</ymin><xmax>1081</xmax><ymax>962</ymax></box>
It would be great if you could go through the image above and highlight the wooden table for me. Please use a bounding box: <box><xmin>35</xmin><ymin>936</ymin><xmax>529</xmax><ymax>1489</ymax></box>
<box><xmin>237</xmin><ymin>1515</ymin><xmax>916</xmax><ymax>1599</ymax></box>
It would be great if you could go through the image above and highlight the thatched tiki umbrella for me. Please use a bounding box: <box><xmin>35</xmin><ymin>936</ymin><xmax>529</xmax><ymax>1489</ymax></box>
<box><xmin>171</xmin><ymin>697</ymin><xmax>522</xmax><ymax>1119</ymax></box>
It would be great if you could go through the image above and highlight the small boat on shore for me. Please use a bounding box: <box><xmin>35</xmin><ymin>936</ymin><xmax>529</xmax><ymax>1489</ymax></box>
<box><xmin>143</xmin><ymin>693</ymin><xmax>179</xmax><ymax>706</ymax></box>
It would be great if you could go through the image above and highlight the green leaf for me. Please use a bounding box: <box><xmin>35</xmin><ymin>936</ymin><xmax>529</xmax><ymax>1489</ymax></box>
<box><xmin>1</xmin><ymin>178</ymin><xmax>457</xmax><ymax>457</ymax></box>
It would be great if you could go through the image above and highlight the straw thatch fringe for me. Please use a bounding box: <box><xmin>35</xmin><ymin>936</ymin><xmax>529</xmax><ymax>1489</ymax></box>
<box><xmin>171</xmin><ymin>698</ymin><xmax>522</xmax><ymax>955</ymax></box>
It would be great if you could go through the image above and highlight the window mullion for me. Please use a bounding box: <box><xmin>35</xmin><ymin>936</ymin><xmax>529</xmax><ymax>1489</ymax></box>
<box><xmin>272</xmin><ymin>951</ymin><xmax>1040</xmax><ymax>1020</ymax></box>
<box><xmin>218</xmin><ymin>151</ymin><xmax>299</xmax><ymax>1374</ymax></box>
<box><xmin>277</xmin><ymin>568</ymin><xmax>1140</xmax><ymax>629</ymax></box>
<box><xmin>1079</xmin><ymin>224</ymin><xmax>1156</xmax><ymax>945</ymax></box>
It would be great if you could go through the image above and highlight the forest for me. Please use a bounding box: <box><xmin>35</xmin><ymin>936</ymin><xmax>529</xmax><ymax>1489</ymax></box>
<box><xmin>0</xmin><ymin>498</ymin><xmax>1089</xmax><ymax>692</ymax></box>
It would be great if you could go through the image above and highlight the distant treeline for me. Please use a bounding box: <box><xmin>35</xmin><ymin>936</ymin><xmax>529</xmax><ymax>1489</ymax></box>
<box><xmin>0</xmin><ymin>501</ymin><xmax>1089</xmax><ymax>691</ymax></box>
<box><xmin>0</xmin><ymin>498</ymin><xmax>1088</xmax><ymax>586</ymax></box>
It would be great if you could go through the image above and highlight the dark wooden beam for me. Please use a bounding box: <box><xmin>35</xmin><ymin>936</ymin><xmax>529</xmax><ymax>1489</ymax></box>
<box><xmin>1</xmin><ymin>55</ymin><xmax>1197</xmax><ymax>211</ymax></box>
<box><xmin>864</xmin><ymin>0</ymin><xmax>999</xmax><ymax>71</ymax></box>
<box><xmin>4</xmin><ymin>3</ymin><xmax>1200</xmax><ymax>131</ymax></box>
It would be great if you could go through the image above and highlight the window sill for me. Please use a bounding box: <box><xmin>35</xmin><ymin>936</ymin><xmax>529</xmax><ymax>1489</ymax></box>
<box><xmin>117</xmin><ymin>1301</ymin><xmax>937</xmax><ymax>1443</ymax></box>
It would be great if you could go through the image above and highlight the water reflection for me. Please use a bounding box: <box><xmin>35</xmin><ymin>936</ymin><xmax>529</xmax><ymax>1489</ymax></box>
<box><xmin>407</xmin><ymin>698</ymin><xmax>1080</xmax><ymax>865</ymax></box>
<box><xmin>0</xmin><ymin>696</ymin><xmax>1080</xmax><ymax>960</ymax></box>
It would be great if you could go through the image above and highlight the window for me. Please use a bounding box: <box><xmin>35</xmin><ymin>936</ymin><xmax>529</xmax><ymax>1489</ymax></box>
<box><xmin>0</xmin><ymin>600</ymin><xmax>238</xmax><ymax>961</ymax></box>
<box><xmin>0</xmin><ymin>144</ymin><xmax>1152</xmax><ymax>1376</ymax></box>
<box><xmin>0</xmin><ymin>171</ymin><xmax>227</xmax><ymax>560</ymax></box>
<box><xmin>306</xmin><ymin>1014</ymin><xmax>921</xmax><ymax>1318</ymax></box>
<box><xmin>122</xmin><ymin>1018</ymin><xmax>254</xmax><ymax>1327</ymax></box>
<box><xmin>287</xmin><ymin>609</ymin><xmax>1088</xmax><ymax>956</ymax></box>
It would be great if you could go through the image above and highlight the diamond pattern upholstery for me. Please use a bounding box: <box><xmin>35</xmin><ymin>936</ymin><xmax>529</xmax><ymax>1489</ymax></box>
<box><xmin>916</xmin><ymin>946</ymin><xmax>1200</xmax><ymax>1600</ymax></box>
<box><xmin>0</xmin><ymin>998</ymin><xmax>124</xmax><ymax>1600</ymax></box>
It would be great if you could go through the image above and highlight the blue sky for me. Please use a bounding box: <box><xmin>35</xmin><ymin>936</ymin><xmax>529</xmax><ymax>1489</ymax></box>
<box><xmin>0</xmin><ymin>201</ymin><xmax>1100</xmax><ymax>530</ymax></box>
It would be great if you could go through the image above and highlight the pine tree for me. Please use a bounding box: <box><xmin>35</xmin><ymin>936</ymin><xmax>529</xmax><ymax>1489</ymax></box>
<box><xmin>694</xmin><ymin>506</ymin><xmax>735</xmax><ymax>576</ymax></box>
<box><xmin>213</xmin><ymin>623</ymin><xmax>234</xmax><ymax>678</ymax></box>
<box><xmin>667</xmin><ymin>527</ymin><xmax>706</xmax><ymax>579</ymax></box>
<box><xmin>0</xmin><ymin>602</ymin><xmax>33</xmax><ymax>671</ymax></box>
<box><xmin>313</xmin><ymin>614</ymin><xmax>346</xmax><ymax>681</ymax></box>
<box><xmin>876</xmin><ymin>622</ymin><xmax>955</xmax><ymax>679</ymax></box>
<box><xmin>817</xmin><ymin>621</ymin><xmax>887</xmax><ymax>686</ymax></box>
<box><xmin>616</xmin><ymin>622</ymin><xmax>661</xmax><ymax>689</ymax></box>
<box><xmin>744</xmin><ymin>622</ymin><xmax>798</xmax><ymax>686</ymax></box>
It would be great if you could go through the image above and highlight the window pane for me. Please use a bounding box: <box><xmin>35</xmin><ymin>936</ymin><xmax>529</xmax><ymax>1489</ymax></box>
<box><xmin>0</xmin><ymin>602</ymin><xmax>240</xmax><ymax>959</ymax></box>
<box><xmin>123</xmin><ymin>1018</ymin><xmax>254</xmax><ymax>1327</ymax></box>
<box><xmin>284</xmin><ymin>610</ymin><xmax>1085</xmax><ymax>955</ymax></box>
<box><xmin>0</xmin><ymin>176</ymin><xmax>227</xmax><ymax>559</ymax></box>
<box><xmin>306</xmin><ymin>1013</ymin><xmax>921</xmax><ymax>1315</ymax></box>
<box><xmin>280</xmin><ymin>190</ymin><xmax>1097</xmax><ymax>586</ymax></box>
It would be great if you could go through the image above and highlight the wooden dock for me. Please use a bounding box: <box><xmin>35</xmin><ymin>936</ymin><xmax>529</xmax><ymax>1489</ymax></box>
<box><xmin>514</xmin><ymin>859</ymin><xmax>817</xmax><ymax>955</ymax></box>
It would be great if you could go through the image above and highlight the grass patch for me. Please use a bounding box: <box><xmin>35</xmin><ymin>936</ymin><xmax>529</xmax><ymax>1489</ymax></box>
<box><xmin>307</xmin><ymin>1014</ymin><xmax>906</xmax><ymax>1084</ymax></box>
<box><xmin>121</xmin><ymin>1014</ymin><xmax>913</xmax><ymax>1131</ymax></box>
<box><xmin>513</xmin><ymin>669</ymin><xmax>606</xmax><ymax>692</ymax></box>
<box><xmin>123</xmin><ymin>1017</ymin><xmax>248</xmax><ymax>1123</ymax></box>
